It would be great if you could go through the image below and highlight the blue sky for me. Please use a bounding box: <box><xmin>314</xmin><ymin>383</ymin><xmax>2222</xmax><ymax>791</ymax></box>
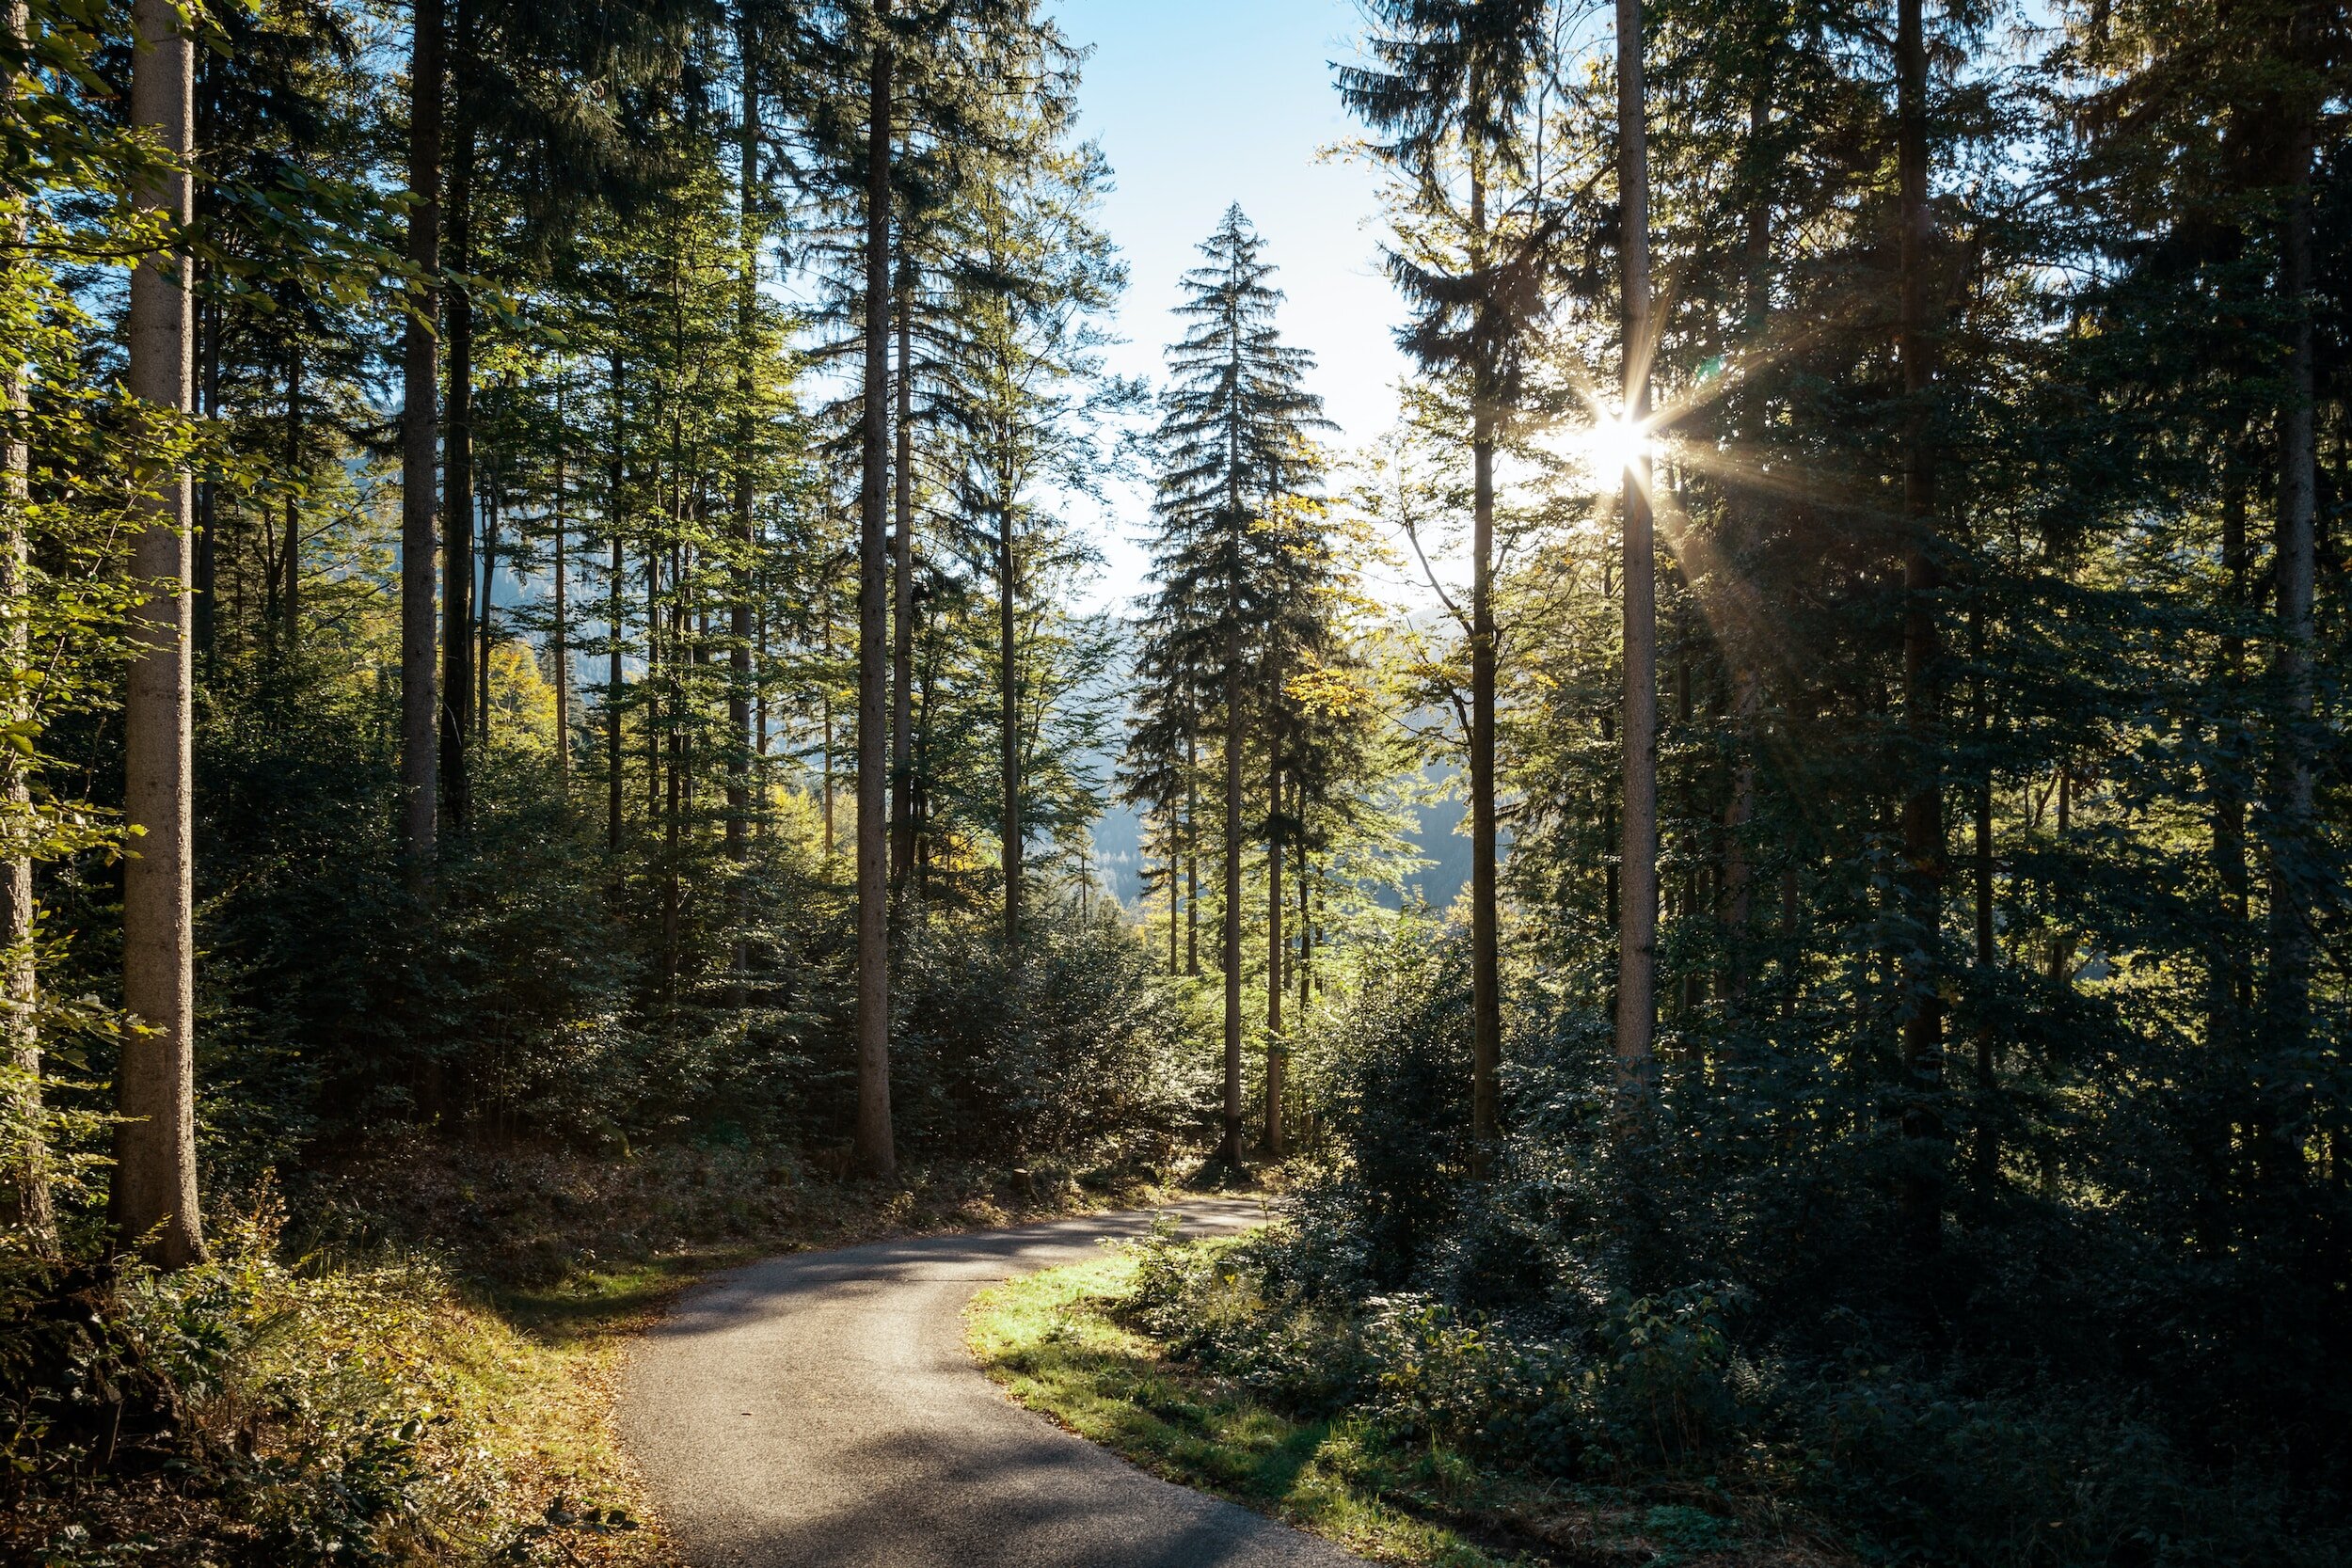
<box><xmin>1046</xmin><ymin>0</ymin><xmax>1412</xmax><ymax>606</ymax></box>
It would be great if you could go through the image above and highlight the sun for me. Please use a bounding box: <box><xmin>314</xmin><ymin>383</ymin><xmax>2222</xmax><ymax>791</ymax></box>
<box><xmin>1565</xmin><ymin>413</ymin><xmax>1659</xmax><ymax>495</ymax></box>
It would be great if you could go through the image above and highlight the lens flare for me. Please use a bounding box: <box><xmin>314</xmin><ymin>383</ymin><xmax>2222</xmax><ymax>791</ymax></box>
<box><xmin>1566</xmin><ymin>414</ymin><xmax>1659</xmax><ymax>494</ymax></box>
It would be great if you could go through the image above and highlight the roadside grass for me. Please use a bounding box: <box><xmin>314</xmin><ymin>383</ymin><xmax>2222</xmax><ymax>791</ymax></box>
<box><xmin>968</xmin><ymin>1249</ymin><xmax>1540</xmax><ymax>1567</ymax></box>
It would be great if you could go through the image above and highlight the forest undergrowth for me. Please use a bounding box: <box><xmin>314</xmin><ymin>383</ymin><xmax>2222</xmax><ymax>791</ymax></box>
<box><xmin>4</xmin><ymin>1138</ymin><xmax>1201</xmax><ymax>1568</ymax></box>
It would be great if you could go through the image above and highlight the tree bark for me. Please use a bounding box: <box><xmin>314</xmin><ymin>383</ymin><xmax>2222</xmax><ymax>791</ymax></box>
<box><xmin>606</xmin><ymin>356</ymin><xmax>625</xmax><ymax>854</ymax></box>
<box><xmin>1264</xmin><ymin>737</ymin><xmax>1284</xmax><ymax>1157</ymax></box>
<box><xmin>1185</xmin><ymin>723</ymin><xmax>1200</xmax><ymax>975</ymax></box>
<box><xmin>280</xmin><ymin>349</ymin><xmax>301</xmax><ymax>656</ymax></box>
<box><xmin>851</xmin><ymin>0</ymin><xmax>896</xmax><ymax>1179</ymax></box>
<box><xmin>1894</xmin><ymin>0</ymin><xmax>1947</xmax><ymax>1250</ymax></box>
<box><xmin>116</xmin><ymin>0</ymin><xmax>203</xmax><ymax>1268</ymax></box>
<box><xmin>2213</xmin><ymin>457</ymin><xmax>2250</xmax><ymax>1038</ymax></box>
<box><xmin>441</xmin><ymin>23</ymin><xmax>476</xmax><ymax>832</ymax></box>
<box><xmin>1614</xmin><ymin>0</ymin><xmax>1659</xmax><ymax>1112</ymax></box>
<box><xmin>998</xmin><ymin>494</ymin><xmax>1020</xmax><ymax>945</ymax></box>
<box><xmin>400</xmin><ymin>0</ymin><xmax>444</xmax><ymax>864</ymax></box>
<box><xmin>891</xmin><ymin>254</ymin><xmax>917</xmax><ymax>892</ymax></box>
<box><xmin>1220</xmin><ymin>624</ymin><xmax>1244</xmax><ymax>1170</ymax></box>
<box><xmin>1468</xmin><ymin>171</ymin><xmax>1502</xmax><ymax>1168</ymax></box>
<box><xmin>2265</xmin><ymin>117</ymin><xmax>2317</xmax><ymax>1070</ymax></box>
<box><xmin>0</xmin><ymin>0</ymin><xmax>50</xmax><ymax>1245</ymax></box>
<box><xmin>552</xmin><ymin>378</ymin><xmax>570</xmax><ymax>792</ymax></box>
<box><xmin>477</xmin><ymin>486</ymin><xmax>499</xmax><ymax>740</ymax></box>
<box><xmin>728</xmin><ymin>11</ymin><xmax>756</xmax><ymax>866</ymax></box>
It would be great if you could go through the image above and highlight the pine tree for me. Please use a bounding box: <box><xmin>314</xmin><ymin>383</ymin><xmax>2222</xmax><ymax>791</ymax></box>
<box><xmin>1143</xmin><ymin>206</ymin><xmax>1325</xmax><ymax>1170</ymax></box>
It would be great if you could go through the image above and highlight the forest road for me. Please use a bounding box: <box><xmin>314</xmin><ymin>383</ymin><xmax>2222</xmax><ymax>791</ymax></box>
<box><xmin>619</xmin><ymin>1197</ymin><xmax>1368</xmax><ymax>1568</ymax></box>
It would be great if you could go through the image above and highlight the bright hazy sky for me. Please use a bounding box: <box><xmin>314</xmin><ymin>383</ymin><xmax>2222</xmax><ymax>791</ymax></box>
<box><xmin>1045</xmin><ymin>0</ymin><xmax>1413</xmax><ymax>609</ymax></box>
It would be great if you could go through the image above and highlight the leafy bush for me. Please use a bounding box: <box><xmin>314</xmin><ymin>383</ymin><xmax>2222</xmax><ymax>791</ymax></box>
<box><xmin>0</xmin><ymin>1205</ymin><xmax>504</xmax><ymax>1566</ymax></box>
<box><xmin>1155</xmin><ymin>921</ymin><xmax>2352</xmax><ymax>1566</ymax></box>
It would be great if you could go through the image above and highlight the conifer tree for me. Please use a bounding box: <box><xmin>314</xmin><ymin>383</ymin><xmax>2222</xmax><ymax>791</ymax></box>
<box><xmin>1143</xmin><ymin>206</ymin><xmax>1324</xmax><ymax>1169</ymax></box>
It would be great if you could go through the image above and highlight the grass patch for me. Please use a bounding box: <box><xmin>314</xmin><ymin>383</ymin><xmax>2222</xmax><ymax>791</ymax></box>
<box><xmin>969</xmin><ymin>1248</ymin><xmax>1541</xmax><ymax>1566</ymax></box>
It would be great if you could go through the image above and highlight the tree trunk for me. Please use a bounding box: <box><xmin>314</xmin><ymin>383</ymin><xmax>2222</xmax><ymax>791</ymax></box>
<box><xmin>822</xmin><ymin>588</ymin><xmax>835</xmax><ymax>857</ymax></box>
<box><xmin>1615</xmin><ymin>0</ymin><xmax>1659</xmax><ymax>1112</ymax></box>
<box><xmin>1185</xmin><ymin>723</ymin><xmax>1200</xmax><ymax>975</ymax></box>
<box><xmin>2265</xmin><ymin>117</ymin><xmax>2318</xmax><ymax>1071</ymax></box>
<box><xmin>400</xmin><ymin>0</ymin><xmax>443</xmax><ymax>864</ymax></box>
<box><xmin>729</xmin><ymin>13</ymin><xmax>756</xmax><ymax>867</ymax></box>
<box><xmin>891</xmin><ymin>255</ymin><xmax>917</xmax><ymax>892</ymax></box>
<box><xmin>195</xmin><ymin>293</ymin><xmax>216</xmax><ymax>675</ymax></box>
<box><xmin>998</xmin><ymin>496</ymin><xmax>1020</xmax><ymax>945</ymax></box>
<box><xmin>1971</xmin><ymin>604</ymin><xmax>1996</xmax><ymax>1194</ymax></box>
<box><xmin>2213</xmin><ymin>457</ymin><xmax>2250</xmax><ymax>1039</ymax></box>
<box><xmin>606</xmin><ymin>356</ymin><xmax>626</xmax><ymax>852</ymax></box>
<box><xmin>441</xmin><ymin>15</ymin><xmax>474</xmax><ymax>834</ymax></box>
<box><xmin>477</xmin><ymin>486</ymin><xmax>498</xmax><ymax>741</ymax></box>
<box><xmin>1220</xmin><ymin>625</ymin><xmax>1244</xmax><ymax>1170</ymax></box>
<box><xmin>1168</xmin><ymin>806</ymin><xmax>1181</xmax><ymax>974</ymax></box>
<box><xmin>1468</xmin><ymin>171</ymin><xmax>1502</xmax><ymax>1169</ymax></box>
<box><xmin>116</xmin><ymin>0</ymin><xmax>203</xmax><ymax>1269</ymax></box>
<box><xmin>0</xmin><ymin>0</ymin><xmax>51</xmax><ymax>1245</ymax></box>
<box><xmin>280</xmin><ymin>349</ymin><xmax>301</xmax><ymax>657</ymax></box>
<box><xmin>552</xmin><ymin>379</ymin><xmax>570</xmax><ymax>791</ymax></box>
<box><xmin>1893</xmin><ymin>0</ymin><xmax>1947</xmax><ymax>1251</ymax></box>
<box><xmin>1264</xmin><ymin>709</ymin><xmax>1284</xmax><ymax>1158</ymax></box>
<box><xmin>851</xmin><ymin>2</ymin><xmax>896</xmax><ymax>1179</ymax></box>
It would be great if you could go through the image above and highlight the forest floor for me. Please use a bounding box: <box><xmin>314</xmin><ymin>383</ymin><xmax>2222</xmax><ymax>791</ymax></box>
<box><xmin>968</xmin><ymin>1248</ymin><xmax>1844</xmax><ymax>1568</ymax></box>
<box><xmin>309</xmin><ymin>1139</ymin><xmax>1215</xmax><ymax>1566</ymax></box>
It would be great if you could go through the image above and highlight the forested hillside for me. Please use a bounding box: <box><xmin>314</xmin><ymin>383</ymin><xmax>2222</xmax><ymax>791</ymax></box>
<box><xmin>1</xmin><ymin>0</ymin><xmax>2347</xmax><ymax>1563</ymax></box>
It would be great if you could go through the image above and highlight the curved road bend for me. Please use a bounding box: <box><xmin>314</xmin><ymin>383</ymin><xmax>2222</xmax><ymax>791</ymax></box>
<box><xmin>620</xmin><ymin>1199</ymin><xmax>1367</xmax><ymax>1568</ymax></box>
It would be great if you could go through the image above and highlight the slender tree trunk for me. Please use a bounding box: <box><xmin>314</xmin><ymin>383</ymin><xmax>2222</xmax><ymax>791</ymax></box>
<box><xmin>729</xmin><ymin>14</ymin><xmax>756</xmax><ymax>868</ymax></box>
<box><xmin>1971</xmin><ymin>604</ymin><xmax>1996</xmax><ymax>1193</ymax></box>
<box><xmin>1264</xmin><ymin>740</ymin><xmax>1284</xmax><ymax>1157</ymax></box>
<box><xmin>477</xmin><ymin>487</ymin><xmax>498</xmax><ymax>740</ymax></box>
<box><xmin>644</xmin><ymin>540</ymin><xmax>661</xmax><ymax>817</ymax></box>
<box><xmin>891</xmin><ymin>256</ymin><xmax>917</xmax><ymax>892</ymax></box>
<box><xmin>2214</xmin><ymin>460</ymin><xmax>2250</xmax><ymax>1037</ymax></box>
<box><xmin>441</xmin><ymin>16</ymin><xmax>475</xmax><ymax>833</ymax></box>
<box><xmin>998</xmin><ymin>497</ymin><xmax>1020</xmax><ymax>945</ymax></box>
<box><xmin>606</xmin><ymin>356</ymin><xmax>626</xmax><ymax>852</ymax></box>
<box><xmin>851</xmin><ymin>2</ymin><xmax>896</xmax><ymax>1178</ymax></box>
<box><xmin>1220</xmin><ymin>625</ymin><xmax>1244</xmax><ymax>1170</ymax></box>
<box><xmin>1185</xmin><ymin>724</ymin><xmax>1200</xmax><ymax>975</ymax></box>
<box><xmin>400</xmin><ymin>0</ymin><xmax>444</xmax><ymax>864</ymax></box>
<box><xmin>0</xmin><ymin>0</ymin><xmax>50</xmax><ymax>1244</ymax></box>
<box><xmin>195</xmin><ymin>292</ymin><xmax>216</xmax><ymax>675</ymax></box>
<box><xmin>552</xmin><ymin>380</ymin><xmax>570</xmax><ymax>792</ymax></box>
<box><xmin>2265</xmin><ymin>119</ymin><xmax>2318</xmax><ymax>1073</ymax></box>
<box><xmin>1168</xmin><ymin>807</ymin><xmax>1181</xmax><ymax>974</ymax></box>
<box><xmin>280</xmin><ymin>349</ymin><xmax>300</xmax><ymax>657</ymax></box>
<box><xmin>1615</xmin><ymin>0</ymin><xmax>1660</xmax><ymax>1111</ymax></box>
<box><xmin>1468</xmin><ymin>172</ymin><xmax>1502</xmax><ymax>1168</ymax></box>
<box><xmin>116</xmin><ymin>0</ymin><xmax>202</xmax><ymax>1268</ymax></box>
<box><xmin>1893</xmin><ymin>0</ymin><xmax>1947</xmax><ymax>1250</ymax></box>
<box><xmin>822</xmin><ymin>592</ymin><xmax>835</xmax><ymax>856</ymax></box>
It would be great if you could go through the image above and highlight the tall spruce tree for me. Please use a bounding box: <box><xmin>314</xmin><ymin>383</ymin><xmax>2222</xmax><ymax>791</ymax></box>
<box><xmin>1143</xmin><ymin>206</ymin><xmax>1324</xmax><ymax>1170</ymax></box>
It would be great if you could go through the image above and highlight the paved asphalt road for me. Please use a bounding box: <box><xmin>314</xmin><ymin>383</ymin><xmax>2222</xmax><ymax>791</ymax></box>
<box><xmin>619</xmin><ymin>1199</ymin><xmax>1369</xmax><ymax>1568</ymax></box>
